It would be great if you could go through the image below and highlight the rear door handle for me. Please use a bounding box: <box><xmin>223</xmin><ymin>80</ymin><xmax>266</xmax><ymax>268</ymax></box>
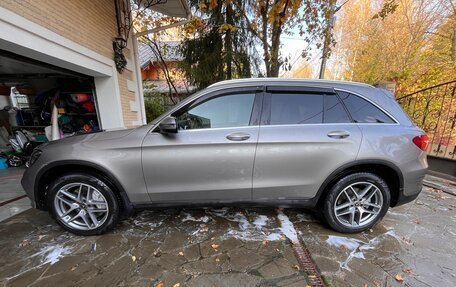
<box><xmin>327</xmin><ymin>130</ymin><xmax>350</xmax><ymax>139</ymax></box>
<box><xmin>226</xmin><ymin>132</ymin><xmax>250</xmax><ymax>141</ymax></box>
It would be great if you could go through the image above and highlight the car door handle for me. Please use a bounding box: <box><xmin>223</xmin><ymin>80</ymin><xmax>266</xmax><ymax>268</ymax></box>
<box><xmin>226</xmin><ymin>132</ymin><xmax>251</xmax><ymax>141</ymax></box>
<box><xmin>327</xmin><ymin>131</ymin><xmax>350</xmax><ymax>139</ymax></box>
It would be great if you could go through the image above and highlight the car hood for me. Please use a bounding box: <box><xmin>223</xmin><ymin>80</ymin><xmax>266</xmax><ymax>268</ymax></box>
<box><xmin>40</xmin><ymin>128</ymin><xmax>137</xmax><ymax>149</ymax></box>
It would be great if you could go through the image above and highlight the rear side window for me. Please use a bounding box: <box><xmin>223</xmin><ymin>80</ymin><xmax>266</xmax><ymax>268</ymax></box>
<box><xmin>270</xmin><ymin>93</ymin><xmax>323</xmax><ymax>125</ymax></box>
<box><xmin>338</xmin><ymin>91</ymin><xmax>395</xmax><ymax>123</ymax></box>
<box><xmin>324</xmin><ymin>94</ymin><xmax>351</xmax><ymax>123</ymax></box>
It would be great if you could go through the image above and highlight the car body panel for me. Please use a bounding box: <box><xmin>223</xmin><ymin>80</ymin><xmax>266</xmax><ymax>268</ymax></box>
<box><xmin>356</xmin><ymin>124</ymin><xmax>428</xmax><ymax>197</ymax></box>
<box><xmin>141</xmin><ymin>126</ymin><xmax>259</xmax><ymax>202</ymax></box>
<box><xmin>22</xmin><ymin>125</ymin><xmax>152</xmax><ymax>204</ymax></box>
<box><xmin>253</xmin><ymin>124</ymin><xmax>362</xmax><ymax>200</ymax></box>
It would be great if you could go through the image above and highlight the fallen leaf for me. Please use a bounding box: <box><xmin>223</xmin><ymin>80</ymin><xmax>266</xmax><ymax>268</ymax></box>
<box><xmin>211</xmin><ymin>244</ymin><xmax>219</xmax><ymax>249</ymax></box>
<box><xmin>395</xmin><ymin>274</ymin><xmax>404</xmax><ymax>282</ymax></box>
<box><xmin>155</xmin><ymin>282</ymin><xmax>164</xmax><ymax>287</ymax></box>
<box><xmin>293</xmin><ymin>264</ymin><xmax>300</xmax><ymax>270</ymax></box>
<box><xmin>19</xmin><ymin>240</ymin><xmax>30</xmax><ymax>247</ymax></box>
<box><xmin>172</xmin><ymin>284</ymin><xmax>180</xmax><ymax>287</ymax></box>
<box><xmin>262</xmin><ymin>240</ymin><xmax>269</xmax><ymax>246</ymax></box>
<box><xmin>71</xmin><ymin>266</ymin><xmax>77</xmax><ymax>271</ymax></box>
<box><xmin>363</xmin><ymin>284</ymin><xmax>368</xmax><ymax>287</ymax></box>
<box><xmin>280</xmin><ymin>234</ymin><xmax>287</xmax><ymax>241</ymax></box>
<box><xmin>215</xmin><ymin>258</ymin><xmax>220</xmax><ymax>262</ymax></box>
<box><xmin>403</xmin><ymin>267</ymin><xmax>413</xmax><ymax>274</ymax></box>
<box><xmin>178</xmin><ymin>251</ymin><xmax>184</xmax><ymax>256</ymax></box>
<box><xmin>131</xmin><ymin>255</ymin><xmax>136</xmax><ymax>262</ymax></box>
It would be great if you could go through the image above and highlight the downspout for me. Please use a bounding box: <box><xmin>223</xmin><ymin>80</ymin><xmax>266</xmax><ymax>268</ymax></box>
<box><xmin>132</xmin><ymin>35</ymin><xmax>147</xmax><ymax>124</ymax></box>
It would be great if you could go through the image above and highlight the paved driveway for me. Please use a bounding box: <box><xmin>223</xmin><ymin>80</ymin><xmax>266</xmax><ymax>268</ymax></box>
<box><xmin>0</xmin><ymin>170</ymin><xmax>455</xmax><ymax>287</ymax></box>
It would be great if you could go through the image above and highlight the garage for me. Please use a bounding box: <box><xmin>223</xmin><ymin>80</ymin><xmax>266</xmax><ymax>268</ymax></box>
<box><xmin>0</xmin><ymin>50</ymin><xmax>101</xmax><ymax>165</ymax></box>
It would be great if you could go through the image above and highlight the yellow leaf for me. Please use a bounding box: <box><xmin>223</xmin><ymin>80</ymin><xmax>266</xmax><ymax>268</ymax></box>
<box><xmin>155</xmin><ymin>282</ymin><xmax>164</xmax><ymax>287</ymax></box>
<box><xmin>178</xmin><ymin>251</ymin><xmax>184</xmax><ymax>256</ymax></box>
<box><xmin>172</xmin><ymin>284</ymin><xmax>180</xmax><ymax>287</ymax></box>
<box><xmin>395</xmin><ymin>274</ymin><xmax>404</xmax><ymax>282</ymax></box>
<box><xmin>211</xmin><ymin>244</ymin><xmax>220</xmax><ymax>249</ymax></box>
<box><xmin>131</xmin><ymin>255</ymin><xmax>136</xmax><ymax>262</ymax></box>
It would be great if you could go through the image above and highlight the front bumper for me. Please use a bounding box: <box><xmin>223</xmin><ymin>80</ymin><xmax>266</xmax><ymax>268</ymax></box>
<box><xmin>21</xmin><ymin>164</ymin><xmax>39</xmax><ymax>208</ymax></box>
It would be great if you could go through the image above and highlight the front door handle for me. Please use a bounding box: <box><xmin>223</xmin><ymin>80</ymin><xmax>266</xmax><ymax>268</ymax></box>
<box><xmin>226</xmin><ymin>132</ymin><xmax>251</xmax><ymax>141</ymax></box>
<box><xmin>327</xmin><ymin>130</ymin><xmax>350</xmax><ymax>139</ymax></box>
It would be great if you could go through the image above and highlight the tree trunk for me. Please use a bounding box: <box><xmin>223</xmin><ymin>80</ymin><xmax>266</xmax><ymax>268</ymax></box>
<box><xmin>225</xmin><ymin>4</ymin><xmax>233</xmax><ymax>79</ymax></box>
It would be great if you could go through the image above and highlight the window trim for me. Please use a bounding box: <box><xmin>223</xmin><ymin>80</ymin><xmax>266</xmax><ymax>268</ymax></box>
<box><xmin>261</xmin><ymin>89</ymin><xmax>329</xmax><ymax>126</ymax></box>
<box><xmin>335</xmin><ymin>88</ymin><xmax>399</xmax><ymax>125</ymax></box>
<box><xmin>260</xmin><ymin>87</ymin><xmax>400</xmax><ymax>127</ymax></box>
<box><xmin>324</xmin><ymin>93</ymin><xmax>353</xmax><ymax>124</ymax></box>
<box><xmin>167</xmin><ymin>87</ymin><xmax>263</xmax><ymax>131</ymax></box>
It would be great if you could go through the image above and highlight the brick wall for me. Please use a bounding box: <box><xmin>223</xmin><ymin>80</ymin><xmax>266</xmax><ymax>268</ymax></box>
<box><xmin>0</xmin><ymin>0</ymin><xmax>140</xmax><ymax>127</ymax></box>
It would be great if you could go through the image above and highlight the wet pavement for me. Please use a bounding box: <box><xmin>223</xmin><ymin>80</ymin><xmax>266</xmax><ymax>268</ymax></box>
<box><xmin>0</xmin><ymin>173</ymin><xmax>455</xmax><ymax>286</ymax></box>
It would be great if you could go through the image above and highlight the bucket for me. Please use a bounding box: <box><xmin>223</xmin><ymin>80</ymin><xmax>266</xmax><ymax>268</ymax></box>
<box><xmin>0</xmin><ymin>157</ymin><xmax>8</xmax><ymax>169</ymax></box>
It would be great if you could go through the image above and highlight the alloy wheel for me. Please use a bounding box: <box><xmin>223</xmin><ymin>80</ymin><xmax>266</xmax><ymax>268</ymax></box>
<box><xmin>333</xmin><ymin>181</ymin><xmax>383</xmax><ymax>228</ymax></box>
<box><xmin>54</xmin><ymin>183</ymin><xmax>109</xmax><ymax>231</ymax></box>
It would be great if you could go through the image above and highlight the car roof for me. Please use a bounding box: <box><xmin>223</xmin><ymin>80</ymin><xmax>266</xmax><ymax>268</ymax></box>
<box><xmin>204</xmin><ymin>78</ymin><xmax>412</xmax><ymax>126</ymax></box>
<box><xmin>208</xmin><ymin>78</ymin><xmax>375</xmax><ymax>90</ymax></box>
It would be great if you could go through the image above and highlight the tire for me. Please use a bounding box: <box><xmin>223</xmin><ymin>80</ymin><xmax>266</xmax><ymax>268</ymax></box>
<box><xmin>47</xmin><ymin>173</ymin><xmax>120</xmax><ymax>235</ymax></box>
<box><xmin>8</xmin><ymin>155</ymin><xmax>22</xmax><ymax>167</ymax></box>
<box><xmin>322</xmin><ymin>172</ymin><xmax>390</xmax><ymax>233</ymax></box>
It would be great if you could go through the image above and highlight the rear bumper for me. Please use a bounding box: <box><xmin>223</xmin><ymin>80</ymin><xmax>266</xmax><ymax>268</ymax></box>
<box><xmin>394</xmin><ymin>187</ymin><xmax>421</xmax><ymax>206</ymax></box>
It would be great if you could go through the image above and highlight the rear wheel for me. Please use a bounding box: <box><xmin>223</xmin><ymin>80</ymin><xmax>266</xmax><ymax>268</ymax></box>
<box><xmin>47</xmin><ymin>173</ymin><xmax>120</xmax><ymax>235</ymax></box>
<box><xmin>323</xmin><ymin>172</ymin><xmax>390</xmax><ymax>233</ymax></box>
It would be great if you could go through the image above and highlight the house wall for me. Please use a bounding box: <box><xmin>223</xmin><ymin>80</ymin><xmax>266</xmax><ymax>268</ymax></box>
<box><xmin>0</xmin><ymin>0</ymin><xmax>144</xmax><ymax>128</ymax></box>
<box><xmin>141</xmin><ymin>61</ymin><xmax>180</xmax><ymax>81</ymax></box>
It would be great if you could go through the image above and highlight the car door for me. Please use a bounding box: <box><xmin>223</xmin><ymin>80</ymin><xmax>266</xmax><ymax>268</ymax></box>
<box><xmin>253</xmin><ymin>86</ymin><xmax>362</xmax><ymax>200</ymax></box>
<box><xmin>142</xmin><ymin>87</ymin><xmax>263</xmax><ymax>203</ymax></box>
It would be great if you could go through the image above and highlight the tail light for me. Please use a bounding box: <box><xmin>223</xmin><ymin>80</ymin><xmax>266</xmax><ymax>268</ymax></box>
<box><xmin>412</xmin><ymin>135</ymin><xmax>429</xmax><ymax>151</ymax></box>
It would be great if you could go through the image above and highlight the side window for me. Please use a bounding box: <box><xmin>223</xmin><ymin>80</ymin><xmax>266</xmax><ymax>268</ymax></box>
<box><xmin>176</xmin><ymin>93</ymin><xmax>255</xmax><ymax>130</ymax></box>
<box><xmin>324</xmin><ymin>94</ymin><xmax>351</xmax><ymax>123</ymax></box>
<box><xmin>270</xmin><ymin>93</ymin><xmax>323</xmax><ymax>125</ymax></box>
<box><xmin>338</xmin><ymin>91</ymin><xmax>395</xmax><ymax>123</ymax></box>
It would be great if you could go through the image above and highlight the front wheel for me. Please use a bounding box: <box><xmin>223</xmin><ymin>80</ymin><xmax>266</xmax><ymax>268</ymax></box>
<box><xmin>47</xmin><ymin>173</ymin><xmax>120</xmax><ymax>235</ymax></box>
<box><xmin>323</xmin><ymin>172</ymin><xmax>390</xmax><ymax>233</ymax></box>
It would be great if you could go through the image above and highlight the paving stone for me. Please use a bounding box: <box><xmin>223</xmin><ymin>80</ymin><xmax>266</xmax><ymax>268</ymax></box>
<box><xmin>182</xmin><ymin>243</ymin><xmax>201</xmax><ymax>262</ymax></box>
<box><xmin>181</xmin><ymin>254</ymin><xmax>230</xmax><ymax>275</ymax></box>
<box><xmin>257</xmin><ymin>257</ymin><xmax>298</xmax><ymax>280</ymax></box>
<box><xmin>229</xmin><ymin>248</ymin><xmax>265</xmax><ymax>272</ymax></box>
<box><xmin>160</xmin><ymin>228</ymin><xmax>190</xmax><ymax>252</ymax></box>
<box><xmin>187</xmin><ymin>273</ymin><xmax>263</xmax><ymax>287</ymax></box>
<box><xmin>157</xmin><ymin>252</ymin><xmax>187</xmax><ymax>270</ymax></box>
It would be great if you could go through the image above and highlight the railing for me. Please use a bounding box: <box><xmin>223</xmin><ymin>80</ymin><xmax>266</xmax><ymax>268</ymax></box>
<box><xmin>397</xmin><ymin>80</ymin><xmax>456</xmax><ymax>160</ymax></box>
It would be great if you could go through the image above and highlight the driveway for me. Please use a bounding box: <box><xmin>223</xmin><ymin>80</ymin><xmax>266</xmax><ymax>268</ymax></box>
<box><xmin>0</xmin><ymin>170</ymin><xmax>455</xmax><ymax>287</ymax></box>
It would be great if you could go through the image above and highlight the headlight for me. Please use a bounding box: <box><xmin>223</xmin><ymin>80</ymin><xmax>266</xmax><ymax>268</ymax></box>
<box><xmin>27</xmin><ymin>149</ymin><xmax>42</xmax><ymax>167</ymax></box>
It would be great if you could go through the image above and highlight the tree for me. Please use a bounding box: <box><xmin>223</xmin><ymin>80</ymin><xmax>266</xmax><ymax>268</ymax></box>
<box><xmin>132</xmin><ymin>1</ymin><xmax>189</xmax><ymax>102</ymax></box>
<box><xmin>179</xmin><ymin>0</ymin><xmax>256</xmax><ymax>89</ymax></box>
<box><xmin>237</xmin><ymin>0</ymin><xmax>334</xmax><ymax>77</ymax></box>
<box><xmin>181</xmin><ymin>1</ymin><xmax>335</xmax><ymax>80</ymax></box>
<box><xmin>331</xmin><ymin>0</ymin><xmax>455</xmax><ymax>94</ymax></box>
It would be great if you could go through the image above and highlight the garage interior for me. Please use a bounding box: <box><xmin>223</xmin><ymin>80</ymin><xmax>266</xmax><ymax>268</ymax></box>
<box><xmin>0</xmin><ymin>49</ymin><xmax>101</xmax><ymax>158</ymax></box>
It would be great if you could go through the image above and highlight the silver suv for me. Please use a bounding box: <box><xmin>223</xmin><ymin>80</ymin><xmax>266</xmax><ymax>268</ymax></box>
<box><xmin>21</xmin><ymin>79</ymin><xmax>428</xmax><ymax>235</ymax></box>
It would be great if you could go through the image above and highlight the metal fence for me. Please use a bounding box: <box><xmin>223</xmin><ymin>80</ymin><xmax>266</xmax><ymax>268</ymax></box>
<box><xmin>397</xmin><ymin>80</ymin><xmax>456</xmax><ymax>160</ymax></box>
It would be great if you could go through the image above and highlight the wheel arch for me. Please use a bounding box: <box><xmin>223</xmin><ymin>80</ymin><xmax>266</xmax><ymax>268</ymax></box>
<box><xmin>315</xmin><ymin>160</ymin><xmax>404</xmax><ymax>208</ymax></box>
<box><xmin>34</xmin><ymin>160</ymin><xmax>133</xmax><ymax>217</ymax></box>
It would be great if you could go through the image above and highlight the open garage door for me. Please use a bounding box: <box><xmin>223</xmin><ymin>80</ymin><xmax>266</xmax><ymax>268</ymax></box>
<box><xmin>0</xmin><ymin>50</ymin><xmax>101</xmax><ymax>143</ymax></box>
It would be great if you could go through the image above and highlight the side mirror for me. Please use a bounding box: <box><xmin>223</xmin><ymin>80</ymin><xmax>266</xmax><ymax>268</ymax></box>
<box><xmin>159</xmin><ymin>116</ymin><xmax>178</xmax><ymax>133</ymax></box>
